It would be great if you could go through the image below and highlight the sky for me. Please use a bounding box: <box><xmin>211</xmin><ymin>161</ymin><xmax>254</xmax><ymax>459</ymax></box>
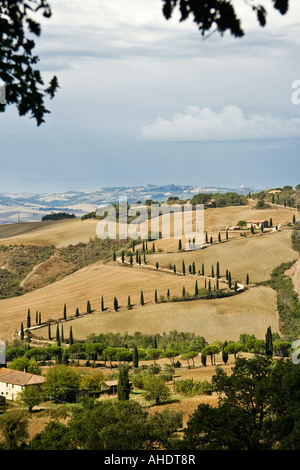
<box><xmin>0</xmin><ymin>0</ymin><xmax>300</xmax><ymax>194</ymax></box>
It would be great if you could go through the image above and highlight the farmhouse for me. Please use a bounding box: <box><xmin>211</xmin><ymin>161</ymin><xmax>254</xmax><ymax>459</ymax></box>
<box><xmin>246</xmin><ymin>220</ymin><xmax>269</xmax><ymax>229</ymax></box>
<box><xmin>0</xmin><ymin>367</ymin><xmax>45</xmax><ymax>401</ymax></box>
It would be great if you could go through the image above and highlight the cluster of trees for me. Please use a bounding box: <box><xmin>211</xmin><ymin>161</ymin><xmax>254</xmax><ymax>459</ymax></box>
<box><xmin>41</xmin><ymin>212</ymin><xmax>75</xmax><ymax>221</ymax></box>
<box><xmin>251</xmin><ymin>185</ymin><xmax>300</xmax><ymax>210</ymax></box>
<box><xmin>8</xmin><ymin>325</ymin><xmax>295</xmax><ymax>376</ymax></box>
<box><xmin>1</xmin><ymin>354</ymin><xmax>299</xmax><ymax>450</ymax></box>
<box><xmin>190</xmin><ymin>192</ymin><xmax>247</xmax><ymax>208</ymax></box>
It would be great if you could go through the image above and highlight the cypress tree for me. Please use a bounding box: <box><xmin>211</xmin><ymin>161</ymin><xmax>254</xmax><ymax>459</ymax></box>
<box><xmin>222</xmin><ymin>340</ymin><xmax>229</xmax><ymax>364</ymax></box>
<box><xmin>178</xmin><ymin>239</ymin><xmax>182</xmax><ymax>250</ymax></box>
<box><xmin>228</xmin><ymin>272</ymin><xmax>232</xmax><ymax>289</ymax></box>
<box><xmin>127</xmin><ymin>295</ymin><xmax>131</xmax><ymax>310</ymax></box>
<box><xmin>204</xmin><ymin>278</ymin><xmax>207</xmax><ymax>289</ymax></box>
<box><xmin>156</xmin><ymin>261</ymin><xmax>159</xmax><ymax>270</ymax></box>
<box><xmin>143</xmin><ymin>252</ymin><xmax>146</xmax><ymax>264</ymax></box>
<box><xmin>138</xmin><ymin>254</ymin><xmax>141</xmax><ymax>265</ymax></box>
<box><xmin>56</xmin><ymin>324</ymin><xmax>60</xmax><ymax>342</ymax></box>
<box><xmin>182</xmin><ymin>260</ymin><xmax>186</xmax><ymax>276</ymax></box>
<box><xmin>101</xmin><ymin>295</ymin><xmax>104</xmax><ymax>311</ymax></box>
<box><xmin>133</xmin><ymin>345</ymin><xmax>139</xmax><ymax>369</ymax></box>
<box><xmin>63</xmin><ymin>303</ymin><xmax>67</xmax><ymax>320</ymax></box>
<box><xmin>132</xmin><ymin>240</ymin><xmax>135</xmax><ymax>252</ymax></box>
<box><xmin>121</xmin><ymin>251</ymin><xmax>125</xmax><ymax>263</ymax></box>
<box><xmin>20</xmin><ymin>322</ymin><xmax>24</xmax><ymax>341</ymax></box>
<box><xmin>205</xmin><ymin>232</ymin><xmax>208</xmax><ymax>244</ymax></box>
<box><xmin>87</xmin><ymin>300</ymin><xmax>91</xmax><ymax>314</ymax></box>
<box><xmin>154</xmin><ymin>336</ymin><xmax>157</xmax><ymax>349</ymax></box>
<box><xmin>114</xmin><ymin>297</ymin><xmax>118</xmax><ymax>311</ymax></box>
<box><xmin>155</xmin><ymin>289</ymin><xmax>158</xmax><ymax>303</ymax></box>
<box><xmin>130</xmin><ymin>253</ymin><xmax>133</xmax><ymax>266</ymax></box>
<box><xmin>61</xmin><ymin>324</ymin><xmax>64</xmax><ymax>343</ymax></box>
<box><xmin>142</xmin><ymin>241</ymin><xmax>145</xmax><ymax>252</ymax></box>
<box><xmin>113</xmin><ymin>250</ymin><xmax>116</xmax><ymax>261</ymax></box>
<box><xmin>293</xmin><ymin>214</ymin><xmax>296</xmax><ymax>224</ymax></box>
<box><xmin>76</xmin><ymin>307</ymin><xmax>79</xmax><ymax>317</ymax></box>
<box><xmin>192</xmin><ymin>262</ymin><xmax>196</xmax><ymax>275</ymax></box>
<box><xmin>36</xmin><ymin>310</ymin><xmax>38</xmax><ymax>324</ymax></box>
<box><xmin>182</xmin><ymin>286</ymin><xmax>185</xmax><ymax>297</ymax></box>
<box><xmin>39</xmin><ymin>312</ymin><xmax>41</xmax><ymax>325</ymax></box>
<box><xmin>226</xmin><ymin>229</ymin><xmax>229</xmax><ymax>240</ymax></box>
<box><xmin>189</xmin><ymin>264</ymin><xmax>192</xmax><ymax>274</ymax></box>
<box><xmin>210</xmin><ymin>236</ymin><xmax>213</xmax><ymax>245</ymax></box>
<box><xmin>265</xmin><ymin>326</ymin><xmax>273</xmax><ymax>357</ymax></box>
<box><xmin>140</xmin><ymin>290</ymin><xmax>144</xmax><ymax>306</ymax></box>
<box><xmin>216</xmin><ymin>278</ymin><xmax>219</xmax><ymax>290</ymax></box>
<box><xmin>194</xmin><ymin>280</ymin><xmax>198</xmax><ymax>296</ymax></box>
<box><xmin>173</xmin><ymin>264</ymin><xmax>176</xmax><ymax>274</ymax></box>
<box><xmin>27</xmin><ymin>309</ymin><xmax>31</xmax><ymax>329</ymax></box>
<box><xmin>246</xmin><ymin>273</ymin><xmax>249</xmax><ymax>285</ymax></box>
<box><xmin>211</xmin><ymin>265</ymin><xmax>214</xmax><ymax>278</ymax></box>
<box><xmin>208</xmin><ymin>280</ymin><xmax>211</xmax><ymax>292</ymax></box>
<box><xmin>136</xmin><ymin>250</ymin><xmax>139</xmax><ymax>263</ymax></box>
<box><xmin>152</xmin><ymin>242</ymin><xmax>155</xmax><ymax>253</ymax></box>
<box><xmin>69</xmin><ymin>326</ymin><xmax>73</xmax><ymax>345</ymax></box>
<box><xmin>218</xmin><ymin>232</ymin><xmax>221</xmax><ymax>243</ymax></box>
<box><xmin>216</xmin><ymin>262</ymin><xmax>220</xmax><ymax>279</ymax></box>
<box><xmin>167</xmin><ymin>288</ymin><xmax>170</xmax><ymax>300</ymax></box>
<box><xmin>201</xmin><ymin>263</ymin><xmax>204</xmax><ymax>276</ymax></box>
<box><xmin>234</xmin><ymin>281</ymin><xmax>237</xmax><ymax>292</ymax></box>
<box><xmin>48</xmin><ymin>324</ymin><xmax>51</xmax><ymax>341</ymax></box>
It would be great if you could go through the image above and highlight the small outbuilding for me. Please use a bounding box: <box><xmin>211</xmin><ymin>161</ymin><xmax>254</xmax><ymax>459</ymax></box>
<box><xmin>246</xmin><ymin>220</ymin><xmax>269</xmax><ymax>229</ymax></box>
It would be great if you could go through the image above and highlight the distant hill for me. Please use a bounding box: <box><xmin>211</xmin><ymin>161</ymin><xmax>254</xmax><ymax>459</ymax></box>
<box><xmin>0</xmin><ymin>184</ymin><xmax>258</xmax><ymax>224</ymax></box>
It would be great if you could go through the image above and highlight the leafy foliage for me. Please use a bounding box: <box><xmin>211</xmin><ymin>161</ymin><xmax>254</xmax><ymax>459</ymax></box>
<box><xmin>0</xmin><ymin>1</ymin><xmax>59</xmax><ymax>125</ymax></box>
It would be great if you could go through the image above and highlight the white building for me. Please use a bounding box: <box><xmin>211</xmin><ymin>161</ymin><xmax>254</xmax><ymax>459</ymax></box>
<box><xmin>0</xmin><ymin>368</ymin><xmax>45</xmax><ymax>401</ymax></box>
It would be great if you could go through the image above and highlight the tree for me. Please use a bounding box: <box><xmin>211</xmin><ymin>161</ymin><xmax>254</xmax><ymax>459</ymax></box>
<box><xmin>29</xmin><ymin>421</ymin><xmax>75</xmax><ymax>450</ymax></box>
<box><xmin>140</xmin><ymin>290</ymin><xmax>144</xmax><ymax>306</ymax></box>
<box><xmin>118</xmin><ymin>364</ymin><xmax>130</xmax><ymax>401</ymax></box>
<box><xmin>265</xmin><ymin>326</ymin><xmax>273</xmax><ymax>357</ymax></box>
<box><xmin>147</xmin><ymin>348</ymin><xmax>161</xmax><ymax>364</ymax></box>
<box><xmin>101</xmin><ymin>295</ymin><xmax>104</xmax><ymax>311</ymax></box>
<box><xmin>155</xmin><ymin>289</ymin><xmax>158</xmax><ymax>303</ymax></box>
<box><xmin>183</xmin><ymin>356</ymin><xmax>300</xmax><ymax>450</ymax></box>
<box><xmin>69</xmin><ymin>326</ymin><xmax>74</xmax><ymax>345</ymax></box>
<box><xmin>162</xmin><ymin>0</ymin><xmax>289</xmax><ymax>39</ymax></box>
<box><xmin>20</xmin><ymin>322</ymin><xmax>24</xmax><ymax>341</ymax></box>
<box><xmin>87</xmin><ymin>300</ymin><xmax>92</xmax><ymax>314</ymax></box>
<box><xmin>224</xmin><ymin>342</ymin><xmax>243</xmax><ymax>361</ymax></box>
<box><xmin>18</xmin><ymin>385</ymin><xmax>44</xmax><ymax>412</ymax></box>
<box><xmin>0</xmin><ymin>0</ymin><xmax>59</xmax><ymax>125</ymax></box>
<box><xmin>27</xmin><ymin>309</ymin><xmax>31</xmax><ymax>329</ymax></box>
<box><xmin>222</xmin><ymin>341</ymin><xmax>229</xmax><ymax>364</ymax></box>
<box><xmin>63</xmin><ymin>304</ymin><xmax>67</xmax><ymax>320</ymax></box>
<box><xmin>0</xmin><ymin>410</ymin><xmax>29</xmax><ymax>450</ymax></box>
<box><xmin>142</xmin><ymin>375</ymin><xmax>170</xmax><ymax>405</ymax></box>
<box><xmin>133</xmin><ymin>345</ymin><xmax>139</xmax><ymax>368</ymax></box>
<box><xmin>182</xmin><ymin>260</ymin><xmax>186</xmax><ymax>275</ymax></box>
<box><xmin>114</xmin><ymin>296</ymin><xmax>118</xmax><ymax>311</ymax></box>
<box><xmin>44</xmin><ymin>364</ymin><xmax>80</xmax><ymax>403</ymax></box>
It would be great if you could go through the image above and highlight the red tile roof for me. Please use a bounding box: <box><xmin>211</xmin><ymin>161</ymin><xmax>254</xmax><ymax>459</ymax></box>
<box><xmin>0</xmin><ymin>367</ymin><xmax>45</xmax><ymax>386</ymax></box>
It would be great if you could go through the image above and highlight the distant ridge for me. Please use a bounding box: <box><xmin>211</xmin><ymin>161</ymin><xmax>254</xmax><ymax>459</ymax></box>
<box><xmin>0</xmin><ymin>184</ymin><xmax>259</xmax><ymax>224</ymax></box>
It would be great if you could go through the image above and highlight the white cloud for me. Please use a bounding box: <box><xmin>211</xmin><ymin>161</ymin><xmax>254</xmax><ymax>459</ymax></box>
<box><xmin>141</xmin><ymin>105</ymin><xmax>300</xmax><ymax>142</ymax></box>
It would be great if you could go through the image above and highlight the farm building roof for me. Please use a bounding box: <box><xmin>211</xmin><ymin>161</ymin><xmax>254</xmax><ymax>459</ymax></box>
<box><xmin>0</xmin><ymin>367</ymin><xmax>45</xmax><ymax>386</ymax></box>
